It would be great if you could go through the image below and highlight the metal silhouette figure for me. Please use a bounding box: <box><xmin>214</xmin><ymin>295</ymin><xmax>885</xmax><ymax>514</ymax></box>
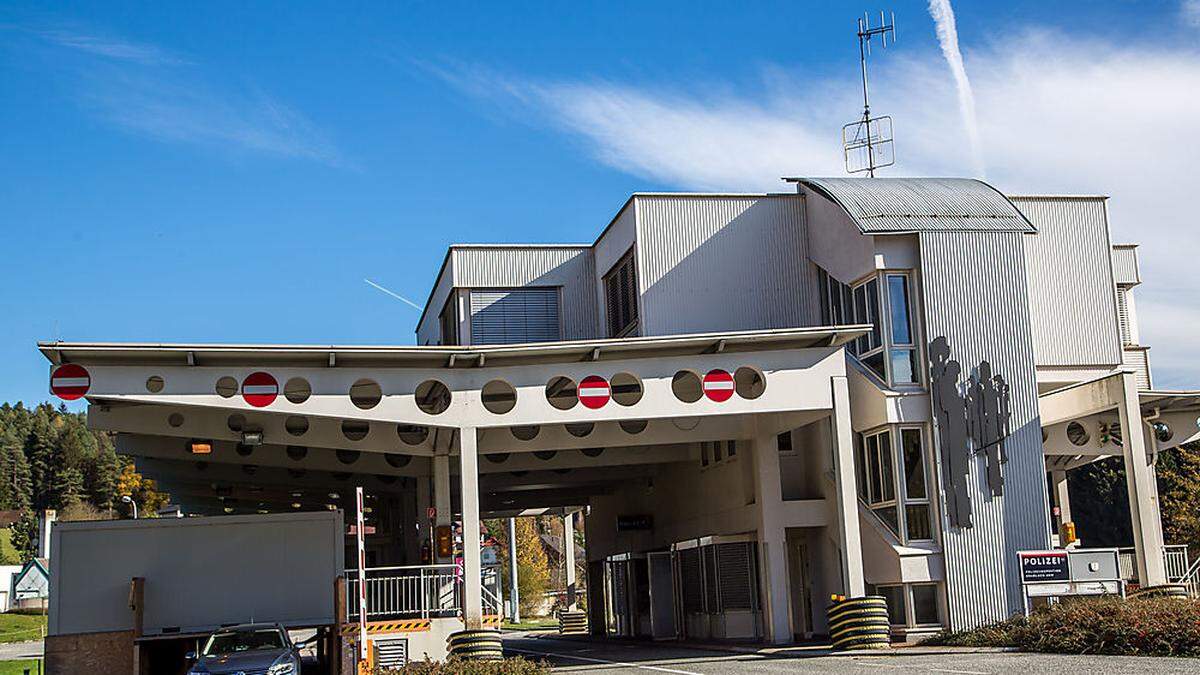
<box><xmin>929</xmin><ymin>337</ymin><xmax>1011</xmax><ymax>529</ymax></box>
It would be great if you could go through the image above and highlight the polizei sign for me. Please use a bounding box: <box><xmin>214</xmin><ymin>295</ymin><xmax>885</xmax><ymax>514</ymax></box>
<box><xmin>1019</xmin><ymin>551</ymin><xmax>1069</xmax><ymax>582</ymax></box>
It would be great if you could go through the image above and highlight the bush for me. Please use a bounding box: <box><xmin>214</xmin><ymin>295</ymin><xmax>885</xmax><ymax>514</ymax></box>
<box><xmin>379</xmin><ymin>656</ymin><xmax>551</xmax><ymax>674</ymax></box>
<box><xmin>924</xmin><ymin>596</ymin><xmax>1200</xmax><ymax>657</ymax></box>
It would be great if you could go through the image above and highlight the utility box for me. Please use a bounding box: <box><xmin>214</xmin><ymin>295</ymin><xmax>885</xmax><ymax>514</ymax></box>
<box><xmin>49</xmin><ymin>510</ymin><xmax>345</xmax><ymax>637</ymax></box>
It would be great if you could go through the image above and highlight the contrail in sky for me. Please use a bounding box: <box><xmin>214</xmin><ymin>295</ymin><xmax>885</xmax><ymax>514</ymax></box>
<box><xmin>928</xmin><ymin>0</ymin><xmax>985</xmax><ymax>177</ymax></box>
<box><xmin>364</xmin><ymin>278</ymin><xmax>422</xmax><ymax>310</ymax></box>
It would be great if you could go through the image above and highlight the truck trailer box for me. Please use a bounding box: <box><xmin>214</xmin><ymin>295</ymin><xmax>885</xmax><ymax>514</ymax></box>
<box><xmin>49</xmin><ymin>510</ymin><xmax>345</xmax><ymax>637</ymax></box>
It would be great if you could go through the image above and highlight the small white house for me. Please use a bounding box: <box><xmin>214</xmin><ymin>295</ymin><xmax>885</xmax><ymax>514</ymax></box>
<box><xmin>11</xmin><ymin>558</ymin><xmax>50</xmax><ymax>611</ymax></box>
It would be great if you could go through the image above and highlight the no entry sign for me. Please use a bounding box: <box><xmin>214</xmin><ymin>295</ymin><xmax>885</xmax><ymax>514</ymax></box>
<box><xmin>578</xmin><ymin>375</ymin><xmax>611</xmax><ymax>409</ymax></box>
<box><xmin>703</xmin><ymin>369</ymin><xmax>735</xmax><ymax>402</ymax></box>
<box><xmin>50</xmin><ymin>364</ymin><xmax>91</xmax><ymax>400</ymax></box>
<box><xmin>241</xmin><ymin>371</ymin><xmax>279</xmax><ymax>407</ymax></box>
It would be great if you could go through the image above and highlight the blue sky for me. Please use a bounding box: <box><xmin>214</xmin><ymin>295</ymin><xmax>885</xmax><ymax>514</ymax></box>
<box><xmin>3</xmin><ymin>1</ymin><xmax>1200</xmax><ymax>406</ymax></box>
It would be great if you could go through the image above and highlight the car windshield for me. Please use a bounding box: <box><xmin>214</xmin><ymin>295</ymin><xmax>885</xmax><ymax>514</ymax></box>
<box><xmin>203</xmin><ymin>629</ymin><xmax>285</xmax><ymax>655</ymax></box>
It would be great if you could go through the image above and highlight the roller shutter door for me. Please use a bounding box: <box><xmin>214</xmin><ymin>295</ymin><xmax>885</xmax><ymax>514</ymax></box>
<box><xmin>469</xmin><ymin>288</ymin><xmax>561</xmax><ymax>345</ymax></box>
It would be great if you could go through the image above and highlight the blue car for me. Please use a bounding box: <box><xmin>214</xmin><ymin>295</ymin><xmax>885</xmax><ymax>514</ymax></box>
<box><xmin>187</xmin><ymin>623</ymin><xmax>302</xmax><ymax>675</ymax></box>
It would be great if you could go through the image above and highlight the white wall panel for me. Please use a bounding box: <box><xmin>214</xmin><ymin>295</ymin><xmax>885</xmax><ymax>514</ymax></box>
<box><xmin>1016</xmin><ymin>196</ymin><xmax>1122</xmax><ymax>369</ymax></box>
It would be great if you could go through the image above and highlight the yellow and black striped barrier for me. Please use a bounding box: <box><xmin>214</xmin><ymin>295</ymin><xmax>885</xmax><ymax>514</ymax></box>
<box><xmin>1129</xmin><ymin>584</ymin><xmax>1189</xmax><ymax>600</ymax></box>
<box><xmin>558</xmin><ymin>610</ymin><xmax>588</xmax><ymax>635</ymax></box>
<box><xmin>827</xmin><ymin>595</ymin><xmax>890</xmax><ymax>651</ymax></box>
<box><xmin>341</xmin><ymin>619</ymin><xmax>431</xmax><ymax>636</ymax></box>
<box><xmin>447</xmin><ymin>629</ymin><xmax>503</xmax><ymax>661</ymax></box>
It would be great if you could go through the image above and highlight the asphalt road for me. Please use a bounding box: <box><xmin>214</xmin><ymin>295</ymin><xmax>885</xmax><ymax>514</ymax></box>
<box><xmin>0</xmin><ymin>640</ymin><xmax>43</xmax><ymax>661</ymax></box>
<box><xmin>502</xmin><ymin>634</ymin><xmax>1200</xmax><ymax>674</ymax></box>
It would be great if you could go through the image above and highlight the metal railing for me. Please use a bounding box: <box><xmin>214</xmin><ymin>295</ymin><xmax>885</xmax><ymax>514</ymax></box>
<box><xmin>345</xmin><ymin>563</ymin><xmax>505</xmax><ymax>621</ymax></box>
<box><xmin>1178</xmin><ymin>556</ymin><xmax>1200</xmax><ymax>599</ymax></box>
<box><xmin>1116</xmin><ymin>545</ymin><xmax>1194</xmax><ymax>590</ymax></box>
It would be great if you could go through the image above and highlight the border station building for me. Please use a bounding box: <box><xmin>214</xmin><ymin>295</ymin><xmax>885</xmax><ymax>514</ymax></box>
<box><xmin>39</xmin><ymin>177</ymin><xmax>1200</xmax><ymax>664</ymax></box>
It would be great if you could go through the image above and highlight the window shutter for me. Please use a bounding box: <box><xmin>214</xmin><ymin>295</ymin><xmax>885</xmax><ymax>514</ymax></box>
<box><xmin>468</xmin><ymin>288</ymin><xmax>561</xmax><ymax>345</ymax></box>
<box><xmin>605</xmin><ymin>250</ymin><xmax>638</xmax><ymax>337</ymax></box>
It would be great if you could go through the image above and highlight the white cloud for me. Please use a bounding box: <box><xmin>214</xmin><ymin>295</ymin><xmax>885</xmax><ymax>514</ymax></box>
<box><xmin>434</xmin><ymin>29</ymin><xmax>1200</xmax><ymax>386</ymax></box>
<box><xmin>24</xmin><ymin>24</ymin><xmax>345</xmax><ymax>166</ymax></box>
<box><xmin>1184</xmin><ymin>0</ymin><xmax>1200</xmax><ymax>28</ymax></box>
<box><xmin>37</xmin><ymin>28</ymin><xmax>185</xmax><ymax>65</ymax></box>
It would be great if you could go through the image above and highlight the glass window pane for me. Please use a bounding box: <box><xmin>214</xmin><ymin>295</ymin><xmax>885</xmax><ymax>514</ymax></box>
<box><xmin>701</xmin><ymin>442</ymin><xmax>710</xmax><ymax>467</ymax></box>
<box><xmin>888</xmin><ymin>275</ymin><xmax>913</xmax><ymax>345</ymax></box>
<box><xmin>866</xmin><ymin>279</ymin><xmax>882</xmax><ymax>350</ymax></box>
<box><xmin>912</xmin><ymin>584</ymin><xmax>940</xmax><ymax>625</ymax></box>
<box><xmin>842</xmin><ymin>284</ymin><xmax>854</xmax><ymax>327</ymax></box>
<box><xmin>878</xmin><ymin>431</ymin><xmax>895</xmax><ymax>502</ymax></box>
<box><xmin>876</xmin><ymin>506</ymin><xmax>900</xmax><ymax>538</ymax></box>
<box><xmin>713</xmin><ymin>440</ymin><xmax>723</xmax><ymax>462</ymax></box>
<box><xmin>906</xmin><ymin>504</ymin><xmax>932</xmax><ymax>541</ymax></box>
<box><xmin>890</xmin><ymin>349</ymin><xmax>916</xmax><ymax>384</ymax></box>
<box><xmin>902</xmin><ymin>429</ymin><xmax>926</xmax><ymax>499</ymax></box>
<box><xmin>854</xmin><ymin>284</ymin><xmax>867</xmax><ymax>324</ymax></box>
<box><xmin>863</xmin><ymin>351</ymin><xmax>886</xmax><ymax>380</ymax></box>
<box><xmin>855</xmin><ymin>435</ymin><xmax>868</xmax><ymax>501</ymax></box>
<box><xmin>829</xmin><ymin>278</ymin><xmax>842</xmax><ymax>324</ymax></box>
<box><xmin>868</xmin><ymin>435</ymin><xmax>883</xmax><ymax>504</ymax></box>
<box><xmin>879</xmin><ymin>585</ymin><xmax>906</xmax><ymax>625</ymax></box>
<box><xmin>727</xmin><ymin>440</ymin><xmax>737</xmax><ymax>457</ymax></box>
<box><xmin>777</xmin><ymin>431</ymin><xmax>793</xmax><ymax>454</ymax></box>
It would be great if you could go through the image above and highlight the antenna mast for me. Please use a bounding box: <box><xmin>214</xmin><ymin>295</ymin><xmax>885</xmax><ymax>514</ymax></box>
<box><xmin>843</xmin><ymin>11</ymin><xmax>897</xmax><ymax>177</ymax></box>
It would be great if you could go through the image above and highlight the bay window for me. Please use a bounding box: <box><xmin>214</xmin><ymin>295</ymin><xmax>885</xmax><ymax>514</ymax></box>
<box><xmin>856</xmin><ymin>426</ymin><xmax>934</xmax><ymax>544</ymax></box>
<box><xmin>818</xmin><ymin>268</ymin><xmax>920</xmax><ymax>387</ymax></box>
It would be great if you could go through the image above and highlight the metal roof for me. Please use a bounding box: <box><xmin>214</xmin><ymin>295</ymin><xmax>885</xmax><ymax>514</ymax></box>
<box><xmin>38</xmin><ymin>325</ymin><xmax>868</xmax><ymax>370</ymax></box>
<box><xmin>786</xmin><ymin>177</ymin><xmax>1037</xmax><ymax>234</ymax></box>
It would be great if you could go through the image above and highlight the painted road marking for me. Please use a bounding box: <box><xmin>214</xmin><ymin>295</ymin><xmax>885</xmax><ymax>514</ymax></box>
<box><xmin>506</xmin><ymin>646</ymin><xmax>703</xmax><ymax>674</ymax></box>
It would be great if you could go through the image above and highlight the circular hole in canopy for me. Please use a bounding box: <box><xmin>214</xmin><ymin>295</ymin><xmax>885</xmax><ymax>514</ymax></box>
<box><xmin>484</xmin><ymin>453</ymin><xmax>510</xmax><ymax>464</ymax></box>
<box><xmin>581</xmin><ymin>447</ymin><xmax>605</xmax><ymax>458</ymax></box>
<box><xmin>167</xmin><ymin>413</ymin><xmax>184</xmax><ymax>428</ymax></box>
<box><xmin>336</xmin><ymin>449</ymin><xmax>361</xmax><ymax>465</ymax></box>
<box><xmin>672</xmin><ymin>370</ymin><xmax>703</xmax><ymax>403</ymax></box>
<box><xmin>734</xmin><ymin>367</ymin><xmax>766</xmax><ymax>400</ymax></box>
<box><xmin>285</xmin><ymin>416</ymin><xmax>309</xmax><ymax>437</ymax></box>
<box><xmin>565</xmin><ymin>423</ymin><xmax>594</xmax><ymax>438</ymax></box>
<box><xmin>398</xmin><ymin>425</ymin><xmax>429</xmax><ymax>446</ymax></box>
<box><xmin>1066</xmin><ymin>421</ymin><xmax>1090</xmax><ymax>447</ymax></box>
<box><xmin>482</xmin><ymin>380</ymin><xmax>517</xmax><ymax>415</ymax></box>
<box><xmin>545</xmin><ymin>377</ymin><xmax>578</xmax><ymax>411</ymax></box>
<box><xmin>342</xmin><ymin>420</ymin><xmax>370</xmax><ymax>441</ymax></box>
<box><xmin>385</xmin><ymin>453</ymin><xmax>412</xmax><ymax>469</ymax></box>
<box><xmin>511</xmin><ymin>425</ymin><xmax>540</xmax><ymax>441</ymax></box>
<box><xmin>146</xmin><ymin>376</ymin><xmax>165</xmax><ymax>393</ymax></box>
<box><xmin>284</xmin><ymin>378</ymin><xmax>312</xmax><ymax>404</ymax></box>
<box><xmin>611</xmin><ymin>373</ymin><xmax>643</xmax><ymax>406</ymax></box>
<box><xmin>216</xmin><ymin>376</ymin><xmax>238</xmax><ymax>398</ymax></box>
<box><xmin>227</xmin><ymin>414</ymin><xmax>247</xmax><ymax>433</ymax></box>
<box><xmin>415</xmin><ymin>380</ymin><xmax>451</xmax><ymax>415</ymax></box>
<box><xmin>236</xmin><ymin>444</ymin><xmax>254</xmax><ymax>457</ymax></box>
<box><xmin>619</xmin><ymin>419</ymin><xmax>648</xmax><ymax>435</ymax></box>
<box><xmin>286</xmin><ymin>445</ymin><xmax>308</xmax><ymax>461</ymax></box>
<box><xmin>534</xmin><ymin>450</ymin><xmax>557</xmax><ymax>461</ymax></box>
<box><xmin>350</xmin><ymin>379</ymin><xmax>382</xmax><ymax>410</ymax></box>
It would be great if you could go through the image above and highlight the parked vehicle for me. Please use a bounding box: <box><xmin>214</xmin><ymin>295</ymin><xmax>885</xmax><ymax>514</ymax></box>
<box><xmin>187</xmin><ymin>623</ymin><xmax>301</xmax><ymax>675</ymax></box>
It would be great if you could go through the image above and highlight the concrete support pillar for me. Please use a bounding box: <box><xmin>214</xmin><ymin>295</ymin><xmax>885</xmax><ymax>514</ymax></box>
<box><xmin>433</xmin><ymin>454</ymin><xmax>452</xmax><ymax>563</ymax></box>
<box><xmin>1116</xmin><ymin>371</ymin><xmax>1167</xmax><ymax>587</ymax></box>
<box><xmin>753</xmin><ymin>422</ymin><xmax>791</xmax><ymax>644</ymax></box>
<box><xmin>563</xmin><ymin>512</ymin><xmax>577</xmax><ymax>610</ymax></box>
<box><xmin>830</xmin><ymin>375</ymin><xmax>866</xmax><ymax>597</ymax></box>
<box><xmin>459</xmin><ymin>427</ymin><xmax>484</xmax><ymax>629</ymax></box>
<box><xmin>1051</xmin><ymin>470</ymin><xmax>1072</xmax><ymax>538</ymax></box>
<box><xmin>507</xmin><ymin>518</ymin><xmax>520</xmax><ymax>622</ymax></box>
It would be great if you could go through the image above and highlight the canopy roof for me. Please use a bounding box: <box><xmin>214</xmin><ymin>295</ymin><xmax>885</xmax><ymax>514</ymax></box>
<box><xmin>787</xmin><ymin>177</ymin><xmax>1037</xmax><ymax>234</ymax></box>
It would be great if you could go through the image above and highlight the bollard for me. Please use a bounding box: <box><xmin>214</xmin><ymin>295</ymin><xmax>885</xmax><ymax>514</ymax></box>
<box><xmin>447</xmin><ymin>629</ymin><xmax>503</xmax><ymax>661</ymax></box>
<box><xmin>826</xmin><ymin>595</ymin><xmax>890</xmax><ymax>650</ymax></box>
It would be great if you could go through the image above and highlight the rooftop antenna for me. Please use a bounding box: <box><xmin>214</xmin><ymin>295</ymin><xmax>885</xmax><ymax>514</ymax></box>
<box><xmin>843</xmin><ymin>10</ymin><xmax>897</xmax><ymax>177</ymax></box>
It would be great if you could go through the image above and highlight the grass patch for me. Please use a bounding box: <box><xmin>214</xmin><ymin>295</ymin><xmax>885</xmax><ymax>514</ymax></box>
<box><xmin>0</xmin><ymin>530</ymin><xmax>19</xmax><ymax>566</ymax></box>
<box><xmin>0</xmin><ymin>660</ymin><xmax>42</xmax><ymax>675</ymax></box>
<box><xmin>923</xmin><ymin>596</ymin><xmax>1200</xmax><ymax>657</ymax></box>
<box><xmin>0</xmin><ymin>613</ymin><xmax>46</xmax><ymax>644</ymax></box>
<box><xmin>501</xmin><ymin>618</ymin><xmax>558</xmax><ymax>632</ymax></box>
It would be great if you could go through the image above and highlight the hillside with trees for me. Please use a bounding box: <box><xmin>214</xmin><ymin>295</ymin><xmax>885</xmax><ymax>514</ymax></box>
<box><xmin>0</xmin><ymin>402</ymin><xmax>168</xmax><ymax>562</ymax></box>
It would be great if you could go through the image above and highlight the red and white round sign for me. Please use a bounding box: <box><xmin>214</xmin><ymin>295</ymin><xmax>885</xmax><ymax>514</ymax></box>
<box><xmin>578</xmin><ymin>375</ymin><xmax>611</xmax><ymax>409</ymax></box>
<box><xmin>241</xmin><ymin>371</ymin><xmax>279</xmax><ymax>407</ymax></box>
<box><xmin>703</xmin><ymin>369</ymin><xmax>735</xmax><ymax>402</ymax></box>
<box><xmin>50</xmin><ymin>364</ymin><xmax>91</xmax><ymax>400</ymax></box>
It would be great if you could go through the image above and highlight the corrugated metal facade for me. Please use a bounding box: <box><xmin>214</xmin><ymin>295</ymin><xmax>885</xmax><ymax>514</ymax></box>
<box><xmin>451</xmin><ymin>246</ymin><xmax>599</xmax><ymax>342</ymax></box>
<box><xmin>1111</xmin><ymin>245</ymin><xmax>1141</xmax><ymax>285</ymax></box>
<box><xmin>918</xmin><ymin>230</ymin><xmax>1051</xmax><ymax>629</ymax></box>
<box><xmin>794</xmin><ymin>178</ymin><xmax>1036</xmax><ymax>233</ymax></box>
<box><xmin>1014</xmin><ymin>197</ymin><xmax>1123</xmax><ymax>368</ymax></box>
<box><xmin>1123</xmin><ymin>348</ymin><xmax>1153</xmax><ymax>390</ymax></box>
<box><xmin>635</xmin><ymin>195</ymin><xmax>820</xmax><ymax>335</ymax></box>
<box><xmin>416</xmin><ymin>258</ymin><xmax>455</xmax><ymax>345</ymax></box>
